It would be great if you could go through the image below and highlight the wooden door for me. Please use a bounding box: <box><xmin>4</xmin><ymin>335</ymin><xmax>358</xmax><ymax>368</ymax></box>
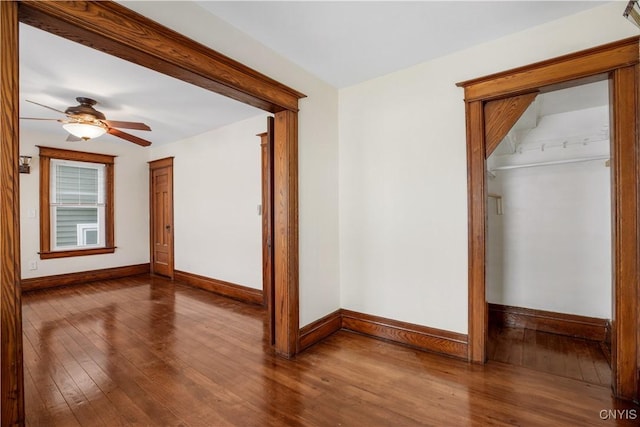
<box><xmin>149</xmin><ymin>158</ymin><xmax>174</xmax><ymax>278</ymax></box>
<box><xmin>259</xmin><ymin>117</ymin><xmax>275</xmax><ymax>345</ymax></box>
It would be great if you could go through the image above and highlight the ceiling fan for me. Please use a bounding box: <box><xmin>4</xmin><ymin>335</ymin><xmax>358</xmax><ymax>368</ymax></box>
<box><xmin>20</xmin><ymin>97</ymin><xmax>153</xmax><ymax>147</ymax></box>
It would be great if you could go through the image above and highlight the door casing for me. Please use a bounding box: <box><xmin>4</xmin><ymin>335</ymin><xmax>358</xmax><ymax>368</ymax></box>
<box><xmin>457</xmin><ymin>37</ymin><xmax>640</xmax><ymax>401</ymax></box>
<box><xmin>259</xmin><ymin>117</ymin><xmax>276</xmax><ymax>345</ymax></box>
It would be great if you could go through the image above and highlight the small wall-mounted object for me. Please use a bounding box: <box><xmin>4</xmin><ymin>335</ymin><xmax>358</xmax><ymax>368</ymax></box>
<box><xmin>488</xmin><ymin>193</ymin><xmax>504</xmax><ymax>215</ymax></box>
<box><xmin>624</xmin><ymin>1</ymin><xmax>640</xmax><ymax>28</ymax></box>
<box><xmin>19</xmin><ymin>155</ymin><xmax>32</xmax><ymax>174</ymax></box>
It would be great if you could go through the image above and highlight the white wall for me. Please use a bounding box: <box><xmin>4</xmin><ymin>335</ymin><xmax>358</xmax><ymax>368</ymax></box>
<box><xmin>150</xmin><ymin>115</ymin><xmax>266</xmax><ymax>289</ymax></box>
<box><xmin>486</xmin><ymin>106</ymin><xmax>611</xmax><ymax>318</ymax></box>
<box><xmin>121</xmin><ymin>1</ymin><xmax>341</xmax><ymax>326</ymax></box>
<box><xmin>20</xmin><ymin>129</ymin><xmax>150</xmax><ymax>279</ymax></box>
<box><xmin>339</xmin><ymin>2</ymin><xmax>635</xmax><ymax>333</ymax></box>
<box><xmin>486</xmin><ymin>159</ymin><xmax>611</xmax><ymax>319</ymax></box>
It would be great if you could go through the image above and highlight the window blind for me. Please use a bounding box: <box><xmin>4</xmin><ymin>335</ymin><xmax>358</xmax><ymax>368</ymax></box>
<box><xmin>51</xmin><ymin>162</ymin><xmax>105</xmax><ymax>248</ymax></box>
<box><xmin>54</xmin><ymin>165</ymin><xmax>103</xmax><ymax>205</ymax></box>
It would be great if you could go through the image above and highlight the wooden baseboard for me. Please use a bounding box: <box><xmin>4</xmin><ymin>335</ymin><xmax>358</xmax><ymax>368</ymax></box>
<box><xmin>298</xmin><ymin>309</ymin><xmax>343</xmax><ymax>351</ymax></box>
<box><xmin>174</xmin><ymin>270</ymin><xmax>263</xmax><ymax>305</ymax></box>
<box><xmin>340</xmin><ymin>309</ymin><xmax>468</xmax><ymax>359</ymax></box>
<box><xmin>21</xmin><ymin>263</ymin><xmax>150</xmax><ymax>292</ymax></box>
<box><xmin>488</xmin><ymin>303</ymin><xmax>609</xmax><ymax>342</ymax></box>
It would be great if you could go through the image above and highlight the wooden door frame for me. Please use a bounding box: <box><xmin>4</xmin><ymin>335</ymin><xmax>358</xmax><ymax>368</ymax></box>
<box><xmin>0</xmin><ymin>2</ymin><xmax>24</xmax><ymax>424</ymax></box>
<box><xmin>258</xmin><ymin>117</ymin><xmax>276</xmax><ymax>345</ymax></box>
<box><xmin>1</xmin><ymin>1</ymin><xmax>305</xmax><ymax>423</ymax></box>
<box><xmin>149</xmin><ymin>157</ymin><xmax>175</xmax><ymax>279</ymax></box>
<box><xmin>457</xmin><ymin>37</ymin><xmax>640</xmax><ymax>401</ymax></box>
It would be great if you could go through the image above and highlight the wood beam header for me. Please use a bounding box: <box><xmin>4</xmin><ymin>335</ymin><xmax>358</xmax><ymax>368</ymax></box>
<box><xmin>18</xmin><ymin>1</ymin><xmax>306</xmax><ymax>113</ymax></box>
<box><xmin>457</xmin><ymin>36</ymin><xmax>640</xmax><ymax>102</ymax></box>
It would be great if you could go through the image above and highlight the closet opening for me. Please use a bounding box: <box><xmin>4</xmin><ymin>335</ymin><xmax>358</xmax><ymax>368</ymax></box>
<box><xmin>486</xmin><ymin>80</ymin><xmax>612</xmax><ymax>386</ymax></box>
<box><xmin>459</xmin><ymin>36</ymin><xmax>639</xmax><ymax>401</ymax></box>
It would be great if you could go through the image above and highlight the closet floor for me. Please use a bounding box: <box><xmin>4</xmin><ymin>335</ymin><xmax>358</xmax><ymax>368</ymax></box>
<box><xmin>488</xmin><ymin>326</ymin><xmax>611</xmax><ymax>387</ymax></box>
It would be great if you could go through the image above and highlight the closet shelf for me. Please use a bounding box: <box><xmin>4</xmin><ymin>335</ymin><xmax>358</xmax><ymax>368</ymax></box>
<box><xmin>490</xmin><ymin>155</ymin><xmax>609</xmax><ymax>172</ymax></box>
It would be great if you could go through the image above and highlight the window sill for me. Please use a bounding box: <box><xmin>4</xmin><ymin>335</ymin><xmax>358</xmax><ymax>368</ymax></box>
<box><xmin>39</xmin><ymin>247</ymin><xmax>116</xmax><ymax>259</ymax></box>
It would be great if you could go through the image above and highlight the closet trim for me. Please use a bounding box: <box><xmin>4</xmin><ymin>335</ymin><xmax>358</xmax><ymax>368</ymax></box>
<box><xmin>457</xmin><ymin>36</ymin><xmax>640</xmax><ymax>401</ymax></box>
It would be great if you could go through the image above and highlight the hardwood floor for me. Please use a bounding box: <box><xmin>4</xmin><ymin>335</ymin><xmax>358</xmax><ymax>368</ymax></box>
<box><xmin>23</xmin><ymin>276</ymin><xmax>638</xmax><ymax>426</ymax></box>
<box><xmin>488</xmin><ymin>326</ymin><xmax>612</xmax><ymax>387</ymax></box>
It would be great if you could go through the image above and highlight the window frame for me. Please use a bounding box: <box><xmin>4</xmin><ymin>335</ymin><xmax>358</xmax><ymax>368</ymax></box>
<box><xmin>38</xmin><ymin>146</ymin><xmax>115</xmax><ymax>259</ymax></box>
<box><xmin>76</xmin><ymin>223</ymin><xmax>100</xmax><ymax>246</ymax></box>
<box><xmin>50</xmin><ymin>158</ymin><xmax>106</xmax><ymax>251</ymax></box>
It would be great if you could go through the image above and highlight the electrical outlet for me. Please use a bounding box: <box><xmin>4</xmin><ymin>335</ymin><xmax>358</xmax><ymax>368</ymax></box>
<box><xmin>28</xmin><ymin>261</ymin><xmax>37</xmax><ymax>270</ymax></box>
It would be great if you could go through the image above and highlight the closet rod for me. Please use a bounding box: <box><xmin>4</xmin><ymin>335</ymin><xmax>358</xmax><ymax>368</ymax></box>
<box><xmin>490</xmin><ymin>155</ymin><xmax>609</xmax><ymax>172</ymax></box>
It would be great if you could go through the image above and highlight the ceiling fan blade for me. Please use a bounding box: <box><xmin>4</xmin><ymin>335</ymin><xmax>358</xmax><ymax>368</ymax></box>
<box><xmin>103</xmin><ymin>120</ymin><xmax>151</xmax><ymax>131</ymax></box>
<box><xmin>19</xmin><ymin>117</ymin><xmax>62</xmax><ymax>121</ymax></box>
<box><xmin>26</xmin><ymin>100</ymin><xmax>67</xmax><ymax>115</ymax></box>
<box><xmin>108</xmin><ymin>128</ymin><xmax>152</xmax><ymax>147</ymax></box>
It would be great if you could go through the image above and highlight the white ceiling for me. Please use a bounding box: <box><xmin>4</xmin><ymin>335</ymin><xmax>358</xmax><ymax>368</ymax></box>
<box><xmin>20</xmin><ymin>1</ymin><xmax>612</xmax><ymax>147</ymax></box>
<box><xmin>198</xmin><ymin>1</ymin><xmax>608</xmax><ymax>88</ymax></box>
<box><xmin>19</xmin><ymin>23</ymin><xmax>264</xmax><ymax>147</ymax></box>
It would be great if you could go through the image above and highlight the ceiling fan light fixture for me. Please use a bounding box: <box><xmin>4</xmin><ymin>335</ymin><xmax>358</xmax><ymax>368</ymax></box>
<box><xmin>62</xmin><ymin>122</ymin><xmax>107</xmax><ymax>141</ymax></box>
<box><xmin>25</xmin><ymin>97</ymin><xmax>153</xmax><ymax>146</ymax></box>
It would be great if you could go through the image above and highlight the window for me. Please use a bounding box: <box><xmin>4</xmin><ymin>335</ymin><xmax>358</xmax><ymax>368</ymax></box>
<box><xmin>39</xmin><ymin>146</ymin><xmax>115</xmax><ymax>259</ymax></box>
<box><xmin>51</xmin><ymin>159</ymin><xmax>105</xmax><ymax>250</ymax></box>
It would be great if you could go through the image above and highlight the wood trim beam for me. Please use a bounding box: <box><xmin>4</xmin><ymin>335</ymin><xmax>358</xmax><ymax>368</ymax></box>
<box><xmin>148</xmin><ymin>157</ymin><xmax>174</xmax><ymax>170</ymax></box>
<box><xmin>457</xmin><ymin>36</ymin><xmax>640</xmax><ymax>101</ymax></box>
<box><xmin>18</xmin><ymin>1</ymin><xmax>305</xmax><ymax>113</ymax></box>
<box><xmin>484</xmin><ymin>92</ymin><xmax>537</xmax><ymax>157</ymax></box>
<box><xmin>610</xmin><ymin>65</ymin><xmax>640</xmax><ymax>400</ymax></box>
<box><xmin>488</xmin><ymin>304</ymin><xmax>609</xmax><ymax>342</ymax></box>
<box><xmin>105</xmin><ymin>162</ymin><xmax>115</xmax><ymax>250</ymax></box>
<box><xmin>0</xmin><ymin>2</ymin><xmax>24</xmax><ymax>424</ymax></box>
<box><xmin>274</xmin><ymin>110</ymin><xmax>299</xmax><ymax>357</ymax></box>
<box><xmin>174</xmin><ymin>270</ymin><xmax>263</xmax><ymax>306</ymax></box>
<box><xmin>38</xmin><ymin>154</ymin><xmax>51</xmax><ymax>258</ymax></box>
<box><xmin>259</xmin><ymin>117</ymin><xmax>275</xmax><ymax>346</ymax></box>
<box><xmin>466</xmin><ymin>100</ymin><xmax>487</xmax><ymax>364</ymax></box>
<box><xmin>37</xmin><ymin>146</ymin><xmax>115</xmax><ymax>164</ymax></box>
<box><xmin>21</xmin><ymin>264</ymin><xmax>150</xmax><ymax>292</ymax></box>
<box><xmin>39</xmin><ymin>247</ymin><xmax>116</xmax><ymax>260</ymax></box>
<box><xmin>341</xmin><ymin>310</ymin><xmax>468</xmax><ymax>359</ymax></box>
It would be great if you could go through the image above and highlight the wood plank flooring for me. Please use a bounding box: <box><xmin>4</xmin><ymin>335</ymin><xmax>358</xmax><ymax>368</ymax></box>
<box><xmin>23</xmin><ymin>275</ymin><xmax>639</xmax><ymax>426</ymax></box>
<box><xmin>488</xmin><ymin>326</ymin><xmax>612</xmax><ymax>387</ymax></box>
